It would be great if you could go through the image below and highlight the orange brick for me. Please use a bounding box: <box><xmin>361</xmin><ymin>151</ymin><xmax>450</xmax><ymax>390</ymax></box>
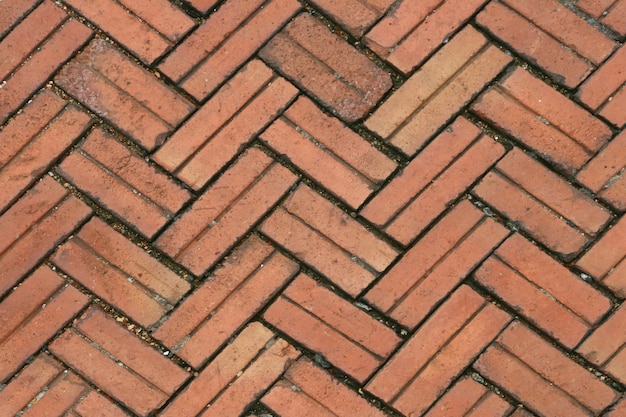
<box><xmin>308</xmin><ymin>0</ymin><xmax>393</xmax><ymax>37</ymax></box>
<box><xmin>73</xmin><ymin>391</ymin><xmax>129</xmax><ymax>417</ymax></box>
<box><xmin>260</xmin><ymin>185</ymin><xmax>398</xmax><ymax>296</ymax></box>
<box><xmin>606</xmin><ymin>397</ymin><xmax>626</xmax><ymax>417</ymax></box>
<box><xmin>600</xmin><ymin>85</ymin><xmax>626</xmax><ymax>127</ymax></box>
<box><xmin>424</xmin><ymin>376</ymin><xmax>512</xmax><ymax>417</ymax></box>
<box><xmin>476</xmin><ymin>2</ymin><xmax>594</xmax><ymax>88</ymax></box>
<box><xmin>21</xmin><ymin>371</ymin><xmax>89</xmax><ymax>417</ymax></box>
<box><xmin>367</xmin><ymin>285</ymin><xmax>510</xmax><ymax>416</ymax></box>
<box><xmin>64</xmin><ymin>0</ymin><xmax>171</xmax><ymax>63</ymax></box>
<box><xmin>171</xmin><ymin>245</ymin><xmax>298</xmax><ymax>368</ymax></box>
<box><xmin>160</xmin><ymin>322</ymin><xmax>275</xmax><ymax>417</ymax></box>
<box><xmin>0</xmin><ymin>18</ymin><xmax>91</xmax><ymax>123</ymax></box>
<box><xmin>0</xmin><ymin>354</ymin><xmax>63</xmax><ymax>417</ymax></box>
<box><xmin>366</xmin><ymin>26</ymin><xmax>511</xmax><ymax>155</ymax></box>
<box><xmin>602</xmin><ymin>1</ymin><xmax>626</xmax><ymax>35</ymax></box>
<box><xmin>476</xmin><ymin>234</ymin><xmax>611</xmax><ymax>348</ymax></box>
<box><xmin>476</xmin><ymin>322</ymin><xmax>619</xmax><ymax>415</ymax></box>
<box><xmin>0</xmin><ymin>184</ymin><xmax>91</xmax><ymax>296</ymax></box>
<box><xmin>261</xmin><ymin>96</ymin><xmax>396</xmax><ymax>208</ymax></box>
<box><xmin>180</xmin><ymin>0</ymin><xmax>301</xmax><ymax>100</ymax></box>
<box><xmin>56</xmin><ymin>39</ymin><xmax>193</xmax><ymax>150</ymax></box>
<box><xmin>578</xmin><ymin>45</ymin><xmax>626</xmax><ymax>110</ymax></box>
<box><xmin>157</xmin><ymin>148</ymin><xmax>297</xmax><ymax>276</ymax></box>
<box><xmin>263</xmin><ymin>358</ymin><xmax>387</xmax><ymax>417</ymax></box>
<box><xmin>186</xmin><ymin>0</ymin><xmax>220</xmax><ymax>13</ymax></box>
<box><xmin>0</xmin><ymin>268</ymin><xmax>88</xmax><ymax>382</ymax></box>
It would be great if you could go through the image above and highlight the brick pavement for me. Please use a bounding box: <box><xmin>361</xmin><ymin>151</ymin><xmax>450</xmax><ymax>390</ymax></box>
<box><xmin>0</xmin><ymin>0</ymin><xmax>625</xmax><ymax>416</ymax></box>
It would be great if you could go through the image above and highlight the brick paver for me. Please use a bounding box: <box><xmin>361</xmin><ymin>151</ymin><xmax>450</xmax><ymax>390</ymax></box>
<box><xmin>1</xmin><ymin>0</ymin><xmax>625</xmax><ymax>416</ymax></box>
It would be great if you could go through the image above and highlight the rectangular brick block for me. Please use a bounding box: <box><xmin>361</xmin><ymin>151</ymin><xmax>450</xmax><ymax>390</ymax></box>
<box><xmin>117</xmin><ymin>0</ymin><xmax>195</xmax><ymax>43</ymax></box>
<box><xmin>577</xmin><ymin>130</ymin><xmax>626</xmax><ymax>211</ymax></box>
<box><xmin>0</xmin><ymin>266</ymin><xmax>88</xmax><ymax>382</ymax></box>
<box><xmin>0</xmin><ymin>176</ymin><xmax>91</xmax><ymax>296</ymax></box>
<box><xmin>264</xmin><ymin>274</ymin><xmax>400</xmax><ymax>382</ymax></box>
<box><xmin>261</xmin><ymin>96</ymin><xmax>396</xmax><ymax>208</ymax></box>
<box><xmin>365</xmin><ymin>200</ymin><xmax>509</xmax><ymax>328</ymax></box>
<box><xmin>260</xmin><ymin>184</ymin><xmax>399</xmax><ymax>297</ymax></box>
<box><xmin>20</xmin><ymin>370</ymin><xmax>89</xmax><ymax>417</ymax></box>
<box><xmin>367</xmin><ymin>285</ymin><xmax>511</xmax><ymax>416</ymax></box>
<box><xmin>262</xmin><ymin>357</ymin><xmax>387</xmax><ymax>417</ymax></box>
<box><xmin>473</xmin><ymin>67</ymin><xmax>612</xmax><ymax>174</ymax></box>
<box><xmin>424</xmin><ymin>376</ymin><xmax>513</xmax><ymax>417</ymax></box>
<box><xmin>155</xmin><ymin>236</ymin><xmax>298</xmax><ymax>368</ymax></box>
<box><xmin>365</xmin><ymin>26</ymin><xmax>512</xmax><ymax>155</ymax></box>
<box><xmin>168</xmin><ymin>0</ymin><xmax>301</xmax><ymax>100</ymax></box>
<box><xmin>364</xmin><ymin>0</ymin><xmax>488</xmax><ymax>74</ymax></box>
<box><xmin>308</xmin><ymin>0</ymin><xmax>394</xmax><ymax>37</ymax></box>
<box><xmin>362</xmin><ymin>117</ymin><xmax>505</xmax><ymax>244</ymax></box>
<box><xmin>156</xmin><ymin>148</ymin><xmax>297</xmax><ymax>276</ymax></box>
<box><xmin>0</xmin><ymin>0</ymin><xmax>38</xmax><ymax>36</ymax></box>
<box><xmin>476</xmin><ymin>0</ymin><xmax>616</xmax><ymax>88</ymax></box>
<box><xmin>55</xmin><ymin>39</ymin><xmax>194</xmax><ymax>151</ymax></box>
<box><xmin>475</xmin><ymin>321</ymin><xmax>620</xmax><ymax>416</ymax></box>
<box><xmin>73</xmin><ymin>390</ymin><xmax>130</xmax><ymax>417</ymax></box>
<box><xmin>58</xmin><ymin>128</ymin><xmax>191</xmax><ymax>238</ymax></box>
<box><xmin>260</xmin><ymin>13</ymin><xmax>392</xmax><ymax>122</ymax></box>
<box><xmin>475</xmin><ymin>234</ymin><xmax>611</xmax><ymax>348</ymax></box>
<box><xmin>52</xmin><ymin>217</ymin><xmax>189</xmax><ymax>327</ymax></box>
<box><xmin>0</xmin><ymin>17</ymin><xmax>91</xmax><ymax>123</ymax></box>
<box><xmin>49</xmin><ymin>307</ymin><xmax>190</xmax><ymax>416</ymax></box>
<box><xmin>473</xmin><ymin>148</ymin><xmax>612</xmax><ymax>259</ymax></box>
<box><xmin>578</xmin><ymin>0</ymin><xmax>626</xmax><ymax>35</ymax></box>
<box><xmin>155</xmin><ymin>60</ymin><xmax>297</xmax><ymax>190</ymax></box>
<box><xmin>577</xmin><ymin>215</ymin><xmax>626</xmax><ymax>297</ymax></box>
<box><xmin>0</xmin><ymin>90</ymin><xmax>92</xmax><ymax>212</ymax></box>
<box><xmin>160</xmin><ymin>322</ymin><xmax>280</xmax><ymax>417</ymax></box>
<box><xmin>0</xmin><ymin>354</ymin><xmax>64</xmax><ymax>417</ymax></box>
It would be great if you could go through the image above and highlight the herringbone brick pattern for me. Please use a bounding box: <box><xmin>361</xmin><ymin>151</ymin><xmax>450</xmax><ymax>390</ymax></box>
<box><xmin>1</xmin><ymin>0</ymin><xmax>625</xmax><ymax>416</ymax></box>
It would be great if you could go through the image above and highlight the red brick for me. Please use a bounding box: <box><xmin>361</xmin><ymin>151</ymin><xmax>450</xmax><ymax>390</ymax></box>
<box><xmin>606</xmin><ymin>397</ymin><xmax>626</xmax><ymax>417</ymax></box>
<box><xmin>367</xmin><ymin>0</ymin><xmax>488</xmax><ymax>74</ymax></box>
<box><xmin>260</xmin><ymin>13</ymin><xmax>392</xmax><ymax>122</ymax></box>
<box><xmin>473</xmin><ymin>68</ymin><xmax>612</xmax><ymax>174</ymax></box>
<box><xmin>264</xmin><ymin>295</ymin><xmax>379</xmax><ymax>382</ymax></box>
<box><xmin>117</xmin><ymin>0</ymin><xmax>195</xmax><ymax>42</ymax></box>
<box><xmin>383</xmin><ymin>133</ymin><xmax>505</xmax><ymax>245</ymax></box>
<box><xmin>157</xmin><ymin>149</ymin><xmax>297</xmax><ymax>276</ymax></box>
<box><xmin>0</xmin><ymin>354</ymin><xmax>64</xmax><ymax>417</ymax></box>
<box><xmin>21</xmin><ymin>371</ymin><xmax>89</xmax><ymax>417</ymax></box>
<box><xmin>49</xmin><ymin>328</ymin><xmax>168</xmax><ymax>416</ymax></box>
<box><xmin>168</xmin><ymin>245</ymin><xmax>298</xmax><ymax>368</ymax></box>
<box><xmin>365</xmin><ymin>26</ymin><xmax>511</xmax><ymax>155</ymax></box>
<box><xmin>361</xmin><ymin>117</ymin><xmax>480</xmax><ymax>226</ymax></box>
<box><xmin>179</xmin><ymin>0</ymin><xmax>301</xmax><ymax>100</ymax></box>
<box><xmin>308</xmin><ymin>0</ymin><xmax>394</xmax><ymax>37</ymax></box>
<box><xmin>0</xmin><ymin>188</ymin><xmax>91</xmax><ymax>297</ymax></box>
<box><xmin>73</xmin><ymin>391</ymin><xmax>129</xmax><ymax>417</ymax></box>
<box><xmin>0</xmin><ymin>270</ymin><xmax>88</xmax><ymax>382</ymax></box>
<box><xmin>64</xmin><ymin>0</ymin><xmax>171</xmax><ymax>64</ymax></box>
<box><xmin>366</xmin><ymin>201</ymin><xmax>509</xmax><ymax>328</ymax></box>
<box><xmin>600</xmin><ymin>85</ymin><xmax>626</xmax><ymax>127</ymax></box>
<box><xmin>476</xmin><ymin>2</ymin><xmax>593</xmax><ymax>88</ymax></box>
<box><xmin>578</xmin><ymin>44</ymin><xmax>626</xmax><ymax>110</ymax></box>
<box><xmin>0</xmin><ymin>18</ymin><xmax>91</xmax><ymax>123</ymax></box>
<box><xmin>263</xmin><ymin>358</ymin><xmax>387</xmax><ymax>417</ymax></box>
<box><xmin>424</xmin><ymin>376</ymin><xmax>512</xmax><ymax>417</ymax></box>
<box><xmin>198</xmin><ymin>337</ymin><xmax>300</xmax><ymax>417</ymax></box>
<box><xmin>154</xmin><ymin>59</ymin><xmax>270</xmax><ymax>172</ymax></box>
<box><xmin>0</xmin><ymin>1</ymin><xmax>66</xmax><ymax>81</ymax></box>
<box><xmin>477</xmin><ymin>322</ymin><xmax>619</xmax><ymax>414</ymax></box>
<box><xmin>260</xmin><ymin>185</ymin><xmax>398</xmax><ymax>296</ymax></box>
<box><xmin>577</xmin><ymin>0</ymin><xmax>616</xmax><ymax>17</ymax></box>
<box><xmin>160</xmin><ymin>322</ymin><xmax>275</xmax><ymax>417</ymax></box>
<box><xmin>186</xmin><ymin>0</ymin><xmax>220</xmax><ymax>14</ymax></box>
<box><xmin>603</xmin><ymin>1</ymin><xmax>626</xmax><ymax>34</ymax></box>
<box><xmin>0</xmin><ymin>0</ymin><xmax>38</xmax><ymax>36</ymax></box>
<box><xmin>578</xmin><ymin>303</ymin><xmax>626</xmax><ymax>367</ymax></box>
<box><xmin>55</xmin><ymin>39</ymin><xmax>194</xmax><ymax>150</ymax></box>
<box><xmin>76</xmin><ymin>307</ymin><xmax>189</xmax><ymax>392</ymax></box>
<box><xmin>367</xmin><ymin>285</ymin><xmax>510</xmax><ymax>416</ymax></box>
<box><xmin>173</xmin><ymin>75</ymin><xmax>297</xmax><ymax>190</ymax></box>
<box><xmin>261</xmin><ymin>96</ymin><xmax>396</xmax><ymax>208</ymax></box>
<box><xmin>476</xmin><ymin>234</ymin><xmax>611</xmax><ymax>348</ymax></box>
<box><xmin>0</xmin><ymin>99</ymin><xmax>92</xmax><ymax>212</ymax></box>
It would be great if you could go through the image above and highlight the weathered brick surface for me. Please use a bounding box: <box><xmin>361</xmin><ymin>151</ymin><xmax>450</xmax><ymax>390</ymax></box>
<box><xmin>260</xmin><ymin>13</ymin><xmax>392</xmax><ymax>122</ymax></box>
<box><xmin>308</xmin><ymin>0</ymin><xmax>394</xmax><ymax>37</ymax></box>
<box><xmin>365</xmin><ymin>26</ymin><xmax>512</xmax><ymax>155</ymax></box>
<box><xmin>578</xmin><ymin>0</ymin><xmax>626</xmax><ymax>35</ymax></box>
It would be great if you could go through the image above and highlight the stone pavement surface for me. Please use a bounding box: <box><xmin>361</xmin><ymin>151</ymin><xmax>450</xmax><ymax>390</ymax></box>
<box><xmin>1</xmin><ymin>0</ymin><xmax>625</xmax><ymax>415</ymax></box>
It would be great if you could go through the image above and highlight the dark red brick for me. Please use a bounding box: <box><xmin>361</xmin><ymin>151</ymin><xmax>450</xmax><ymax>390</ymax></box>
<box><xmin>261</xmin><ymin>96</ymin><xmax>396</xmax><ymax>208</ymax></box>
<box><xmin>367</xmin><ymin>285</ymin><xmax>510</xmax><ymax>416</ymax></box>
<box><xmin>260</xmin><ymin>13</ymin><xmax>392</xmax><ymax>122</ymax></box>
<box><xmin>364</xmin><ymin>0</ymin><xmax>488</xmax><ymax>74</ymax></box>
<box><xmin>365</xmin><ymin>26</ymin><xmax>511</xmax><ymax>155</ymax></box>
<box><xmin>260</xmin><ymin>185</ymin><xmax>398</xmax><ymax>297</ymax></box>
